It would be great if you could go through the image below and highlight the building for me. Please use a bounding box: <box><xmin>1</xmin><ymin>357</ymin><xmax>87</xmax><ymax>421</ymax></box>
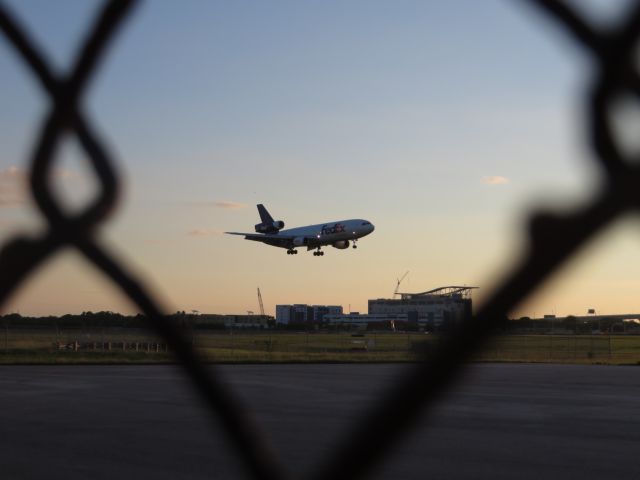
<box><xmin>312</xmin><ymin>305</ymin><xmax>343</xmax><ymax>323</ymax></box>
<box><xmin>324</xmin><ymin>313</ymin><xmax>408</xmax><ymax>327</ymax></box>
<box><xmin>276</xmin><ymin>304</ymin><xmax>343</xmax><ymax>325</ymax></box>
<box><xmin>368</xmin><ymin>286</ymin><xmax>476</xmax><ymax>328</ymax></box>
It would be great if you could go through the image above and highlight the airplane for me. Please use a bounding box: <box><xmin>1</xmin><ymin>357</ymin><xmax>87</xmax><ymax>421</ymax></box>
<box><xmin>226</xmin><ymin>204</ymin><xmax>375</xmax><ymax>256</ymax></box>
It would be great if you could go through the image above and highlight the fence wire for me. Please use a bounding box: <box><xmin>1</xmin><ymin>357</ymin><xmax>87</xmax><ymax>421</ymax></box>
<box><xmin>1</xmin><ymin>1</ymin><xmax>639</xmax><ymax>479</ymax></box>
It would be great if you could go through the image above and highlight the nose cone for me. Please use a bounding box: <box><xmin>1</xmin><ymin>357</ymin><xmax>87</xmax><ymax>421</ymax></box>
<box><xmin>367</xmin><ymin>223</ymin><xmax>375</xmax><ymax>234</ymax></box>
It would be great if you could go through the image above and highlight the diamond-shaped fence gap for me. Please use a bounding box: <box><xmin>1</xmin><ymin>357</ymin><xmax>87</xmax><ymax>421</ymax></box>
<box><xmin>41</xmin><ymin>138</ymin><xmax>105</xmax><ymax>217</ymax></box>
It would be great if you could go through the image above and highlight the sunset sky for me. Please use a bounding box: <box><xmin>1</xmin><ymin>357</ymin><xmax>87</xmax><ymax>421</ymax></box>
<box><xmin>2</xmin><ymin>0</ymin><xmax>639</xmax><ymax>318</ymax></box>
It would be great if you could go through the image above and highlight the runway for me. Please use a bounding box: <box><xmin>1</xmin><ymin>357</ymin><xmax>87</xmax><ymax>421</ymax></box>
<box><xmin>1</xmin><ymin>363</ymin><xmax>639</xmax><ymax>479</ymax></box>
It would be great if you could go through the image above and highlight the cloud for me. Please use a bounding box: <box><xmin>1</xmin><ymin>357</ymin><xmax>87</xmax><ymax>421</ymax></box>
<box><xmin>481</xmin><ymin>175</ymin><xmax>510</xmax><ymax>185</ymax></box>
<box><xmin>187</xmin><ymin>228</ymin><xmax>223</xmax><ymax>238</ymax></box>
<box><xmin>0</xmin><ymin>166</ymin><xmax>27</xmax><ymax>207</ymax></box>
<box><xmin>213</xmin><ymin>200</ymin><xmax>247</xmax><ymax>210</ymax></box>
<box><xmin>0</xmin><ymin>166</ymin><xmax>85</xmax><ymax>208</ymax></box>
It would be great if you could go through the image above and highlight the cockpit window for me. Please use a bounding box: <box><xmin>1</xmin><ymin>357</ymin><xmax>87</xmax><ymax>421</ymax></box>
<box><xmin>361</xmin><ymin>221</ymin><xmax>370</xmax><ymax>226</ymax></box>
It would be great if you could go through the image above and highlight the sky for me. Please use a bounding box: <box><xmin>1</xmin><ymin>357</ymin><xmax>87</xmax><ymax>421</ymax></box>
<box><xmin>1</xmin><ymin>0</ymin><xmax>640</xmax><ymax>318</ymax></box>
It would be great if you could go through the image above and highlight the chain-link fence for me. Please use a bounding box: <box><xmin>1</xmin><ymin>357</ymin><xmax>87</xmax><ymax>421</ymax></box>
<box><xmin>2</xmin><ymin>1</ymin><xmax>640</xmax><ymax>479</ymax></box>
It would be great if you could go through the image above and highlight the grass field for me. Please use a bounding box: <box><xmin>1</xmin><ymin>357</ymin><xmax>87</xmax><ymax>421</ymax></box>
<box><xmin>1</xmin><ymin>329</ymin><xmax>640</xmax><ymax>364</ymax></box>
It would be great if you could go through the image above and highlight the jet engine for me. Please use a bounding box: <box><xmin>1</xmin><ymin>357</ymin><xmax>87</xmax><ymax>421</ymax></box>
<box><xmin>255</xmin><ymin>220</ymin><xmax>285</xmax><ymax>234</ymax></box>
<box><xmin>332</xmin><ymin>240</ymin><xmax>350</xmax><ymax>249</ymax></box>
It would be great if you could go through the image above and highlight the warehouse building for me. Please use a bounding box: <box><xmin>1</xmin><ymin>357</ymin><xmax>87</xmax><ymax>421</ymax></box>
<box><xmin>276</xmin><ymin>304</ymin><xmax>343</xmax><ymax>325</ymax></box>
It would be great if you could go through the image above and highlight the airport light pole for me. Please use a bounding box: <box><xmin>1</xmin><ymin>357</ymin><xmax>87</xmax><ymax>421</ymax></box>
<box><xmin>588</xmin><ymin>308</ymin><xmax>598</xmax><ymax>333</ymax></box>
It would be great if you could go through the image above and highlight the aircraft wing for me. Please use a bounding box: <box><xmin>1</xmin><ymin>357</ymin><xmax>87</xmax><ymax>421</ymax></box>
<box><xmin>225</xmin><ymin>231</ymin><xmax>297</xmax><ymax>248</ymax></box>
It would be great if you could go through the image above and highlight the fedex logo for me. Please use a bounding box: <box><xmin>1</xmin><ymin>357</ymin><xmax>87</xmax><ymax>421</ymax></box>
<box><xmin>321</xmin><ymin>223</ymin><xmax>346</xmax><ymax>235</ymax></box>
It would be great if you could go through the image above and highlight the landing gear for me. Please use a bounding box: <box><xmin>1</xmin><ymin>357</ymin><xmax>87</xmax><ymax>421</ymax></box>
<box><xmin>286</xmin><ymin>249</ymin><xmax>298</xmax><ymax>255</ymax></box>
<box><xmin>352</xmin><ymin>239</ymin><xmax>358</xmax><ymax>249</ymax></box>
<box><xmin>313</xmin><ymin>248</ymin><xmax>324</xmax><ymax>256</ymax></box>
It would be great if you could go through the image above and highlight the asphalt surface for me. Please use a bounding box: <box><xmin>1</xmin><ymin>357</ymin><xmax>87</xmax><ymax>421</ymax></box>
<box><xmin>0</xmin><ymin>363</ymin><xmax>639</xmax><ymax>479</ymax></box>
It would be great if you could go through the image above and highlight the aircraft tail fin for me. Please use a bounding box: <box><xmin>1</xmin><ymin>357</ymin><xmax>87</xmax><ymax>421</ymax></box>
<box><xmin>257</xmin><ymin>204</ymin><xmax>274</xmax><ymax>223</ymax></box>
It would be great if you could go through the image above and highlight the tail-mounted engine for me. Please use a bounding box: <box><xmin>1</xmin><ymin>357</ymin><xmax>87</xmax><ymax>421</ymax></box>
<box><xmin>255</xmin><ymin>220</ymin><xmax>285</xmax><ymax>234</ymax></box>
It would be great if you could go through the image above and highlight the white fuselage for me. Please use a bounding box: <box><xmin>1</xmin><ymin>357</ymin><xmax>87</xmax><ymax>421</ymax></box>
<box><xmin>281</xmin><ymin>219</ymin><xmax>374</xmax><ymax>246</ymax></box>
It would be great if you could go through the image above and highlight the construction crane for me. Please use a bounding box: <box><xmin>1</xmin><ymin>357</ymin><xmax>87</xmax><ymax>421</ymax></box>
<box><xmin>393</xmin><ymin>271</ymin><xmax>409</xmax><ymax>297</ymax></box>
<box><xmin>257</xmin><ymin>287</ymin><xmax>265</xmax><ymax>316</ymax></box>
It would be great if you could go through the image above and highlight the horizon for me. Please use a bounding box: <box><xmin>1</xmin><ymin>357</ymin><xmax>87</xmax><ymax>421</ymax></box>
<box><xmin>4</xmin><ymin>309</ymin><xmax>640</xmax><ymax>322</ymax></box>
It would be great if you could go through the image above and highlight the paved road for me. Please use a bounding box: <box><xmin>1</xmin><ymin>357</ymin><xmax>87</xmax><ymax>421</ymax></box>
<box><xmin>0</xmin><ymin>363</ymin><xmax>639</xmax><ymax>479</ymax></box>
